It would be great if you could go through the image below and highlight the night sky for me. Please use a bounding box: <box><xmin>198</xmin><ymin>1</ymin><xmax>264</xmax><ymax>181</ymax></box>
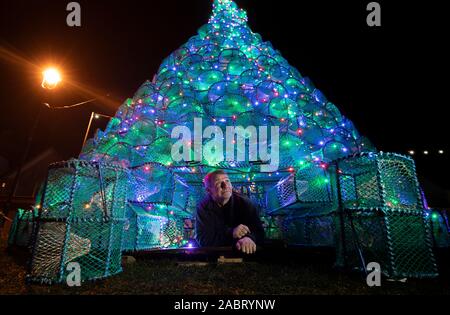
<box><xmin>0</xmin><ymin>0</ymin><xmax>449</xmax><ymax>203</ymax></box>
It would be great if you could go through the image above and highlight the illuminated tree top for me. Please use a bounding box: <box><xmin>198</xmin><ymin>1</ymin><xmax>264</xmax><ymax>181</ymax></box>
<box><xmin>210</xmin><ymin>0</ymin><xmax>248</xmax><ymax>26</ymax></box>
<box><xmin>81</xmin><ymin>0</ymin><xmax>374</xmax><ymax>169</ymax></box>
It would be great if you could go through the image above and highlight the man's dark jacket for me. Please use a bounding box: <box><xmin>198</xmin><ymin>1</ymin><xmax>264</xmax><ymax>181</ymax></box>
<box><xmin>195</xmin><ymin>192</ymin><xmax>265</xmax><ymax>247</ymax></box>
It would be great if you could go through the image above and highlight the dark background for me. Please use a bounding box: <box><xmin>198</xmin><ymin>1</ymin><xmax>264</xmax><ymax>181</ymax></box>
<box><xmin>0</xmin><ymin>0</ymin><xmax>448</xmax><ymax>206</ymax></box>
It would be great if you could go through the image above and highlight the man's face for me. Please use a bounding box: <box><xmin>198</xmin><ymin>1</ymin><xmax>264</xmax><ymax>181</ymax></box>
<box><xmin>207</xmin><ymin>174</ymin><xmax>233</xmax><ymax>203</ymax></box>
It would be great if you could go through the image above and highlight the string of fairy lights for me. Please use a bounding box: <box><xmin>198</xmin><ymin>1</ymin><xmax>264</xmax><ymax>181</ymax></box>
<box><xmin>408</xmin><ymin>150</ymin><xmax>446</xmax><ymax>156</ymax></box>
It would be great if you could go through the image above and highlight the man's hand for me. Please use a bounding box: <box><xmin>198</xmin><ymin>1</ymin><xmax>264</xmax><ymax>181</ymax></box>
<box><xmin>233</xmin><ymin>224</ymin><xmax>250</xmax><ymax>239</ymax></box>
<box><xmin>236</xmin><ymin>237</ymin><xmax>257</xmax><ymax>254</ymax></box>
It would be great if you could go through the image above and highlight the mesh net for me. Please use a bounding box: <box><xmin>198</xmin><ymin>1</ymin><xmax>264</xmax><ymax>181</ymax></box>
<box><xmin>122</xmin><ymin>203</ymin><xmax>188</xmax><ymax>251</ymax></box>
<box><xmin>282</xmin><ymin>214</ymin><xmax>335</xmax><ymax>246</ymax></box>
<box><xmin>265</xmin><ymin>164</ymin><xmax>333</xmax><ymax>216</ymax></box>
<box><xmin>337</xmin><ymin>154</ymin><xmax>382</xmax><ymax>209</ymax></box>
<box><xmin>336</xmin><ymin>209</ymin><xmax>390</xmax><ymax>274</ymax></box>
<box><xmin>334</xmin><ymin>153</ymin><xmax>438</xmax><ymax>278</ymax></box>
<box><xmin>378</xmin><ymin>156</ymin><xmax>421</xmax><ymax>210</ymax></box>
<box><xmin>28</xmin><ymin>160</ymin><xmax>129</xmax><ymax>284</ymax></box>
<box><xmin>386</xmin><ymin>211</ymin><xmax>437</xmax><ymax>278</ymax></box>
<box><xmin>8</xmin><ymin>209</ymin><xmax>37</xmax><ymax>248</ymax></box>
<box><xmin>429</xmin><ymin>210</ymin><xmax>450</xmax><ymax>248</ymax></box>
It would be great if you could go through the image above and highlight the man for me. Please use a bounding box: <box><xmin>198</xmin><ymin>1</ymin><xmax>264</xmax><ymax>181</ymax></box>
<box><xmin>195</xmin><ymin>170</ymin><xmax>265</xmax><ymax>254</ymax></box>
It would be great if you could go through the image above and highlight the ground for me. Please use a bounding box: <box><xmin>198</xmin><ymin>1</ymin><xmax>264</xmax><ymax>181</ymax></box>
<box><xmin>1</xmin><ymin>236</ymin><xmax>450</xmax><ymax>295</ymax></box>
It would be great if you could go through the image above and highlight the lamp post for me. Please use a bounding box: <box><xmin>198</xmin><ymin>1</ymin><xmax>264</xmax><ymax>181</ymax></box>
<box><xmin>0</xmin><ymin>68</ymin><xmax>113</xmax><ymax>231</ymax></box>
<box><xmin>82</xmin><ymin>112</ymin><xmax>112</xmax><ymax>150</ymax></box>
<box><xmin>1</xmin><ymin>68</ymin><xmax>62</xmax><ymax>229</ymax></box>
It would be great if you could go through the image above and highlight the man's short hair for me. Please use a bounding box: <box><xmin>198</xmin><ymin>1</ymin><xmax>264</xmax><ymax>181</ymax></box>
<box><xmin>203</xmin><ymin>170</ymin><xmax>228</xmax><ymax>188</ymax></box>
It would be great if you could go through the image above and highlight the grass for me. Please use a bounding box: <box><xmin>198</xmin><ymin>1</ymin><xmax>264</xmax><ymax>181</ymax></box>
<box><xmin>1</xmin><ymin>236</ymin><xmax>450</xmax><ymax>295</ymax></box>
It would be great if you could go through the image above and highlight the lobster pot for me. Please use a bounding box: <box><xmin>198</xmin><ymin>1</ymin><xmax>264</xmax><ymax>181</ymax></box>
<box><xmin>264</xmin><ymin>164</ymin><xmax>336</xmax><ymax>245</ymax></box>
<box><xmin>266</xmin><ymin>164</ymin><xmax>334</xmax><ymax>214</ymax></box>
<box><xmin>336</xmin><ymin>152</ymin><xmax>423</xmax><ymax>210</ymax></box>
<box><xmin>122</xmin><ymin>204</ymin><xmax>138</xmax><ymax>252</ymax></box>
<box><xmin>282</xmin><ymin>214</ymin><xmax>336</xmax><ymax>247</ymax></box>
<box><xmin>336</xmin><ymin>209</ymin><xmax>438</xmax><ymax>278</ymax></box>
<box><xmin>27</xmin><ymin>160</ymin><xmax>129</xmax><ymax>284</ymax></box>
<box><xmin>122</xmin><ymin>204</ymin><xmax>186</xmax><ymax>251</ymax></box>
<box><xmin>128</xmin><ymin>163</ymin><xmax>174</xmax><ymax>205</ymax></box>
<box><xmin>333</xmin><ymin>153</ymin><xmax>438</xmax><ymax>278</ymax></box>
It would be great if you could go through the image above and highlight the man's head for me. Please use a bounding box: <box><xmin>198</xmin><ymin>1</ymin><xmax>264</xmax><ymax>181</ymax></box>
<box><xmin>204</xmin><ymin>170</ymin><xmax>233</xmax><ymax>205</ymax></box>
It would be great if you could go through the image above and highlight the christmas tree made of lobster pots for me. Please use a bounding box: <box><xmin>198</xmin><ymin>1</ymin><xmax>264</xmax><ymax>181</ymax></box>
<box><xmin>80</xmin><ymin>0</ymin><xmax>375</xmax><ymax>249</ymax></box>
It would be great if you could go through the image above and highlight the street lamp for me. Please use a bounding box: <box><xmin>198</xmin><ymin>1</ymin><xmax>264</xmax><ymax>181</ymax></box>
<box><xmin>41</xmin><ymin>68</ymin><xmax>62</xmax><ymax>90</ymax></box>
<box><xmin>1</xmin><ymin>67</ymin><xmax>109</xmax><ymax>229</ymax></box>
<box><xmin>1</xmin><ymin>68</ymin><xmax>60</xmax><ymax>228</ymax></box>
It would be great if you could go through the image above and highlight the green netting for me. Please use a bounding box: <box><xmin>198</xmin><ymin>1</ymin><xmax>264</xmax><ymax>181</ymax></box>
<box><xmin>282</xmin><ymin>214</ymin><xmax>335</xmax><ymax>247</ymax></box>
<box><xmin>128</xmin><ymin>163</ymin><xmax>175</xmax><ymax>204</ymax></box>
<box><xmin>122</xmin><ymin>203</ymin><xmax>187</xmax><ymax>251</ymax></box>
<box><xmin>265</xmin><ymin>163</ymin><xmax>334</xmax><ymax>215</ymax></box>
<box><xmin>335</xmin><ymin>209</ymin><xmax>391</xmax><ymax>274</ymax></box>
<box><xmin>8</xmin><ymin>208</ymin><xmax>37</xmax><ymax>248</ymax></box>
<box><xmin>334</xmin><ymin>153</ymin><xmax>438</xmax><ymax>279</ymax></box>
<box><xmin>27</xmin><ymin>160</ymin><xmax>129</xmax><ymax>284</ymax></box>
<box><xmin>386</xmin><ymin>211</ymin><xmax>437</xmax><ymax>278</ymax></box>
<box><xmin>429</xmin><ymin>210</ymin><xmax>450</xmax><ymax>248</ymax></box>
<box><xmin>336</xmin><ymin>152</ymin><xmax>422</xmax><ymax>210</ymax></box>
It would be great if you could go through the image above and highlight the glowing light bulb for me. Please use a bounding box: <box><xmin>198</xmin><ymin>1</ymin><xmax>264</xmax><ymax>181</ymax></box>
<box><xmin>42</xmin><ymin>68</ymin><xmax>62</xmax><ymax>89</ymax></box>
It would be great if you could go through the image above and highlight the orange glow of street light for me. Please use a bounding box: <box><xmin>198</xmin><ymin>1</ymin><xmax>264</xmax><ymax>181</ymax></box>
<box><xmin>42</xmin><ymin>68</ymin><xmax>62</xmax><ymax>89</ymax></box>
